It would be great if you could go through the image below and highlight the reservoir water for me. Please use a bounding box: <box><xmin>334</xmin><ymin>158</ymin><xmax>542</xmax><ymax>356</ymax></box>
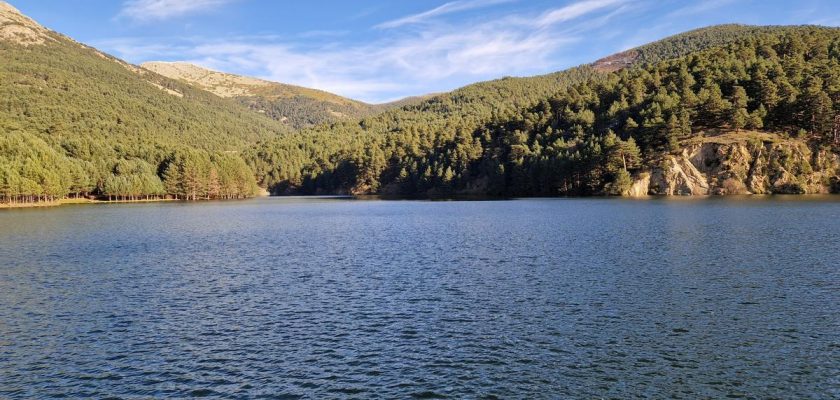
<box><xmin>0</xmin><ymin>197</ymin><xmax>838</xmax><ymax>398</ymax></box>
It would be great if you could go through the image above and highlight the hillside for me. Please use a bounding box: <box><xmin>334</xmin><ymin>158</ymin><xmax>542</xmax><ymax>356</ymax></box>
<box><xmin>2</xmin><ymin>8</ymin><xmax>839</xmax><ymax>204</ymax></box>
<box><xmin>246</xmin><ymin>25</ymin><xmax>840</xmax><ymax>196</ymax></box>
<box><xmin>142</xmin><ymin>61</ymin><xmax>429</xmax><ymax>129</ymax></box>
<box><xmin>0</xmin><ymin>1</ymin><xmax>289</xmax><ymax>204</ymax></box>
<box><xmin>592</xmin><ymin>24</ymin><xmax>784</xmax><ymax>71</ymax></box>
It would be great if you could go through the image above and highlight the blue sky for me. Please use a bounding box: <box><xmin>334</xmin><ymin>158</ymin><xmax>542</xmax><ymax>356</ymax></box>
<box><xmin>10</xmin><ymin>0</ymin><xmax>840</xmax><ymax>103</ymax></box>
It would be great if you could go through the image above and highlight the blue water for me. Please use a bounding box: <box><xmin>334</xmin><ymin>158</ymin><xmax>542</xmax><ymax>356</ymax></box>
<box><xmin>1</xmin><ymin>197</ymin><xmax>838</xmax><ymax>398</ymax></box>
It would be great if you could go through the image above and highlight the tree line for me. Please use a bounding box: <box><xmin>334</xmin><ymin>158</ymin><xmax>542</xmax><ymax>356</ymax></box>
<box><xmin>0</xmin><ymin>30</ymin><xmax>281</xmax><ymax>204</ymax></box>
<box><xmin>3</xmin><ymin>24</ymin><xmax>839</xmax><ymax>203</ymax></box>
<box><xmin>246</xmin><ymin>26</ymin><xmax>840</xmax><ymax>196</ymax></box>
<box><xmin>0</xmin><ymin>131</ymin><xmax>257</xmax><ymax>204</ymax></box>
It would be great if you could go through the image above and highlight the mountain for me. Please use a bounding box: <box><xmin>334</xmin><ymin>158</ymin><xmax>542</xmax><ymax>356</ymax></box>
<box><xmin>246</xmin><ymin>24</ymin><xmax>840</xmax><ymax>196</ymax></box>
<box><xmin>142</xmin><ymin>61</ymin><xmax>430</xmax><ymax>129</ymax></box>
<box><xmin>0</xmin><ymin>1</ymin><xmax>289</xmax><ymax>203</ymax></box>
<box><xmin>0</xmin><ymin>0</ymin><xmax>53</xmax><ymax>45</ymax></box>
<box><xmin>3</xmin><ymin>4</ymin><xmax>839</xmax><ymax>205</ymax></box>
<box><xmin>592</xmin><ymin>24</ymin><xmax>781</xmax><ymax>71</ymax></box>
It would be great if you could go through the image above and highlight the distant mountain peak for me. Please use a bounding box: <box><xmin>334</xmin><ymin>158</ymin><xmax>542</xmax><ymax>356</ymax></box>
<box><xmin>141</xmin><ymin>61</ymin><xmax>274</xmax><ymax>98</ymax></box>
<box><xmin>141</xmin><ymin>60</ymin><xmax>436</xmax><ymax>128</ymax></box>
<box><xmin>0</xmin><ymin>1</ymin><xmax>23</xmax><ymax>17</ymax></box>
<box><xmin>0</xmin><ymin>1</ymin><xmax>55</xmax><ymax>46</ymax></box>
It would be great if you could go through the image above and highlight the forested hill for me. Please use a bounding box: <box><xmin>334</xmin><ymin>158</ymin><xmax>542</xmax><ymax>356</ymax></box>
<box><xmin>248</xmin><ymin>25</ymin><xmax>840</xmax><ymax>196</ymax></box>
<box><xmin>0</xmin><ymin>2</ymin><xmax>289</xmax><ymax>203</ymax></box>
<box><xmin>592</xmin><ymin>24</ymin><xmax>791</xmax><ymax>71</ymax></box>
<box><xmin>3</xmin><ymin>9</ymin><xmax>840</xmax><ymax>205</ymax></box>
<box><xmin>142</xmin><ymin>62</ymin><xmax>431</xmax><ymax>129</ymax></box>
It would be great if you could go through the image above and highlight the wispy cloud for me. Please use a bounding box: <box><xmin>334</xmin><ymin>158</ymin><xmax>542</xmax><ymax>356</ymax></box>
<box><xmin>103</xmin><ymin>0</ymin><xmax>633</xmax><ymax>102</ymax></box>
<box><xmin>118</xmin><ymin>0</ymin><xmax>235</xmax><ymax>22</ymax></box>
<box><xmin>535</xmin><ymin>0</ymin><xmax>625</xmax><ymax>27</ymax></box>
<box><xmin>665</xmin><ymin>0</ymin><xmax>737</xmax><ymax>18</ymax></box>
<box><xmin>376</xmin><ymin>0</ymin><xmax>514</xmax><ymax>29</ymax></box>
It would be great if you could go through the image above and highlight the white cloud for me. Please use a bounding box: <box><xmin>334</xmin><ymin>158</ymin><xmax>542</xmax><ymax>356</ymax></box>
<box><xmin>376</xmin><ymin>0</ymin><xmax>515</xmax><ymax>29</ymax></box>
<box><xmin>118</xmin><ymin>0</ymin><xmax>235</xmax><ymax>22</ymax></box>
<box><xmin>174</xmin><ymin>24</ymin><xmax>574</xmax><ymax>101</ymax></box>
<box><xmin>535</xmin><ymin>0</ymin><xmax>625</xmax><ymax>27</ymax></box>
<box><xmin>102</xmin><ymin>0</ymin><xmax>633</xmax><ymax>102</ymax></box>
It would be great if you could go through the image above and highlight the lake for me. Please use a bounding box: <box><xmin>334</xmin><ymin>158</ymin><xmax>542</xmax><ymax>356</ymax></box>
<box><xmin>0</xmin><ymin>197</ymin><xmax>838</xmax><ymax>398</ymax></box>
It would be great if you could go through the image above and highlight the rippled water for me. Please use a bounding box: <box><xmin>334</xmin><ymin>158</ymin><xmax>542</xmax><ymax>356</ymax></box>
<box><xmin>1</xmin><ymin>197</ymin><xmax>838</xmax><ymax>398</ymax></box>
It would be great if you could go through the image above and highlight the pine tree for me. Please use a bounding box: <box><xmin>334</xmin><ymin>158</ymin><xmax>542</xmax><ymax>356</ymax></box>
<box><xmin>730</xmin><ymin>85</ymin><xmax>749</xmax><ymax>132</ymax></box>
<box><xmin>664</xmin><ymin>114</ymin><xmax>681</xmax><ymax>152</ymax></box>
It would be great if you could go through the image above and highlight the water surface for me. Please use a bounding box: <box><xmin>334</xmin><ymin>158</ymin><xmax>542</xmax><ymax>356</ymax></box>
<box><xmin>1</xmin><ymin>197</ymin><xmax>838</xmax><ymax>398</ymax></box>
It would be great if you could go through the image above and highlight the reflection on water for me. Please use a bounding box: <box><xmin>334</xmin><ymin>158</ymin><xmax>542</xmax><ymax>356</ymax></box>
<box><xmin>1</xmin><ymin>197</ymin><xmax>839</xmax><ymax>398</ymax></box>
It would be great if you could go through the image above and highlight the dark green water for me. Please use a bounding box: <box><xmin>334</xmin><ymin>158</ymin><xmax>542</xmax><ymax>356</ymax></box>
<box><xmin>0</xmin><ymin>197</ymin><xmax>838</xmax><ymax>398</ymax></box>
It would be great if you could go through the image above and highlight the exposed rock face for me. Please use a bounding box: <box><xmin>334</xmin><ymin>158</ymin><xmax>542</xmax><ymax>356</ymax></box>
<box><xmin>626</xmin><ymin>134</ymin><xmax>840</xmax><ymax>196</ymax></box>
<box><xmin>592</xmin><ymin>49</ymin><xmax>640</xmax><ymax>72</ymax></box>
<box><xmin>624</xmin><ymin>173</ymin><xmax>650</xmax><ymax>197</ymax></box>
<box><xmin>649</xmin><ymin>153</ymin><xmax>710</xmax><ymax>195</ymax></box>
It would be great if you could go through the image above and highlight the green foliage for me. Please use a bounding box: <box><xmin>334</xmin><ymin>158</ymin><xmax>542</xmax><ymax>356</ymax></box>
<box><xmin>235</xmin><ymin>93</ymin><xmax>430</xmax><ymax>130</ymax></box>
<box><xmin>0</xmin><ymin>29</ymin><xmax>287</xmax><ymax>203</ymax></box>
<box><xmin>606</xmin><ymin>169</ymin><xmax>633</xmax><ymax>195</ymax></box>
<box><xmin>0</xmin><ymin>132</ymin><xmax>75</xmax><ymax>202</ymax></box>
<box><xmin>4</xmin><ymin>23</ymin><xmax>840</xmax><ymax>202</ymax></box>
<box><xmin>248</xmin><ymin>25</ymin><xmax>840</xmax><ymax>196</ymax></box>
<box><xmin>631</xmin><ymin>25</ymin><xmax>794</xmax><ymax>65</ymax></box>
<box><xmin>102</xmin><ymin>158</ymin><xmax>165</xmax><ymax>200</ymax></box>
<box><xmin>162</xmin><ymin>149</ymin><xmax>258</xmax><ymax>200</ymax></box>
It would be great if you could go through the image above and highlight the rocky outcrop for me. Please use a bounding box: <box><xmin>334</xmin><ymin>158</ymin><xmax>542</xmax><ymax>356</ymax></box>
<box><xmin>625</xmin><ymin>134</ymin><xmax>840</xmax><ymax>196</ymax></box>
<box><xmin>624</xmin><ymin>173</ymin><xmax>651</xmax><ymax>197</ymax></box>
<box><xmin>592</xmin><ymin>50</ymin><xmax>640</xmax><ymax>72</ymax></box>
<box><xmin>648</xmin><ymin>153</ymin><xmax>710</xmax><ymax>195</ymax></box>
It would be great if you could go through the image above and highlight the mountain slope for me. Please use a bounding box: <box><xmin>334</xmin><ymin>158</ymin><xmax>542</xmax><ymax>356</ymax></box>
<box><xmin>592</xmin><ymin>24</ymin><xmax>823</xmax><ymax>71</ymax></box>
<box><xmin>3</xmin><ymin>5</ymin><xmax>839</xmax><ymax>204</ymax></box>
<box><xmin>247</xmin><ymin>25</ymin><xmax>840</xmax><ymax>196</ymax></box>
<box><xmin>0</xmin><ymin>1</ymin><xmax>289</xmax><ymax>203</ymax></box>
<box><xmin>0</xmin><ymin>0</ymin><xmax>54</xmax><ymax>45</ymax></box>
<box><xmin>142</xmin><ymin>61</ymin><xmax>428</xmax><ymax>129</ymax></box>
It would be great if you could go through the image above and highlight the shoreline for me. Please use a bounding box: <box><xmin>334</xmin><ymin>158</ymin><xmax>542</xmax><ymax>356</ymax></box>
<box><xmin>0</xmin><ymin>197</ymin><xmax>180</xmax><ymax>210</ymax></box>
<box><xmin>4</xmin><ymin>193</ymin><xmax>839</xmax><ymax>210</ymax></box>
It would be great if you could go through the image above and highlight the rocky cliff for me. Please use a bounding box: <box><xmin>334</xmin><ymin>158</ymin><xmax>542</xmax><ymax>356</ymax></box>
<box><xmin>626</xmin><ymin>132</ymin><xmax>840</xmax><ymax>196</ymax></box>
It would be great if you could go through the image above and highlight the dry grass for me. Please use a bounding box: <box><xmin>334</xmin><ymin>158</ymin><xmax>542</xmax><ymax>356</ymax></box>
<box><xmin>141</xmin><ymin>61</ymin><xmax>364</xmax><ymax>106</ymax></box>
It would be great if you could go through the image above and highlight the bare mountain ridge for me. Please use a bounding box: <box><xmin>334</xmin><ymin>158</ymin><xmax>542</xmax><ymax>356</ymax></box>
<box><xmin>142</xmin><ymin>62</ymin><xmax>351</xmax><ymax>103</ymax></box>
<box><xmin>0</xmin><ymin>1</ymin><xmax>405</xmax><ymax>130</ymax></box>
<box><xmin>142</xmin><ymin>61</ymin><xmax>434</xmax><ymax>129</ymax></box>
<box><xmin>0</xmin><ymin>0</ymin><xmax>291</xmax><ymax>150</ymax></box>
<box><xmin>0</xmin><ymin>1</ymin><xmax>55</xmax><ymax>45</ymax></box>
